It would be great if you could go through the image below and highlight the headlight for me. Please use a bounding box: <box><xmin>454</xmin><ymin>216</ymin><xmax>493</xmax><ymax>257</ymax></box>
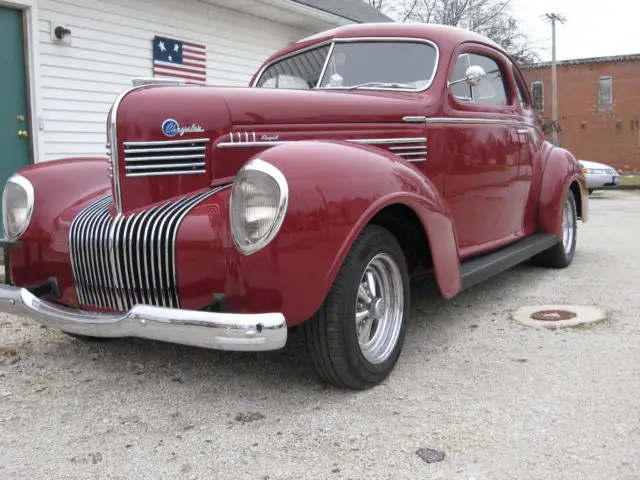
<box><xmin>230</xmin><ymin>158</ymin><xmax>288</xmax><ymax>255</ymax></box>
<box><xmin>2</xmin><ymin>174</ymin><xmax>34</xmax><ymax>240</ymax></box>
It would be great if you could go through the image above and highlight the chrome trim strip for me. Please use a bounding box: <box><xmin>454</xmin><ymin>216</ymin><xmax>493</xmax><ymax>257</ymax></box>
<box><xmin>125</xmin><ymin>162</ymin><xmax>206</xmax><ymax>171</ymax></box>
<box><xmin>390</xmin><ymin>145</ymin><xmax>426</xmax><ymax>151</ymax></box>
<box><xmin>349</xmin><ymin>137</ymin><xmax>426</xmax><ymax>145</ymax></box>
<box><xmin>397</xmin><ymin>151</ymin><xmax>427</xmax><ymax>157</ymax></box>
<box><xmin>217</xmin><ymin>137</ymin><xmax>427</xmax><ymax>149</ymax></box>
<box><xmin>68</xmin><ymin>186</ymin><xmax>230</xmax><ymax>311</ymax></box>
<box><xmin>125</xmin><ymin>153</ymin><xmax>206</xmax><ymax>161</ymax></box>
<box><xmin>123</xmin><ymin>138</ymin><xmax>210</xmax><ymax>147</ymax></box>
<box><xmin>0</xmin><ymin>285</ymin><xmax>287</xmax><ymax>352</ymax></box>
<box><xmin>253</xmin><ymin>36</ymin><xmax>440</xmax><ymax>93</ymax></box>
<box><xmin>402</xmin><ymin>116</ymin><xmax>427</xmax><ymax>123</ymax></box>
<box><xmin>125</xmin><ymin>170</ymin><xmax>207</xmax><ymax>178</ymax></box>
<box><xmin>124</xmin><ymin>146</ymin><xmax>205</xmax><ymax>154</ymax></box>
<box><xmin>403</xmin><ymin>116</ymin><xmax>537</xmax><ymax>128</ymax></box>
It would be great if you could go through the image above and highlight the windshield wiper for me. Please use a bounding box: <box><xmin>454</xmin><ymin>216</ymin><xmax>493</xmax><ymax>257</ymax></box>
<box><xmin>346</xmin><ymin>82</ymin><xmax>415</xmax><ymax>91</ymax></box>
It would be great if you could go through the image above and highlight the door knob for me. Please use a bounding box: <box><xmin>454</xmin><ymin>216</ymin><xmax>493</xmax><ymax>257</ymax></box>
<box><xmin>17</xmin><ymin>130</ymin><xmax>28</xmax><ymax>138</ymax></box>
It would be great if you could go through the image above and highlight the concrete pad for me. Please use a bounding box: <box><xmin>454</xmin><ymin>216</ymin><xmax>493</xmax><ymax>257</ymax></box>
<box><xmin>512</xmin><ymin>304</ymin><xmax>609</xmax><ymax>328</ymax></box>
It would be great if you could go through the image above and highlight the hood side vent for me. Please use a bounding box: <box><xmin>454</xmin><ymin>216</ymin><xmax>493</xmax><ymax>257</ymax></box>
<box><xmin>123</xmin><ymin>138</ymin><xmax>210</xmax><ymax>177</ymax></box>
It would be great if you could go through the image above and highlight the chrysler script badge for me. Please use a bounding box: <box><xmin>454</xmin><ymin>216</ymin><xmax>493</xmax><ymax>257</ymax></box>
<box><xmin>161</xmin><ymin>118</ymin><xmax>205</xmax><ymax>137</ymax></box>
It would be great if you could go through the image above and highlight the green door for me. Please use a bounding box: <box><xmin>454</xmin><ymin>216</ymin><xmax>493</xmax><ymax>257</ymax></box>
<box><xmin>0</xmin><ymin>7</ymin><xmax>31</xmax><ymax>238</ymax></box>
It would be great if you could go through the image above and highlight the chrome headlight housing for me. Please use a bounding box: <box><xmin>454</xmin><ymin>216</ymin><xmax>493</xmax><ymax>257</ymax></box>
<box><xmin>230</xmin><ymin>159</ymin><xmax>288</xmax><ymax>255</ymax></box>
<box><xmin>2</xmin><ymin>174</ymin><xmax>34</xmax><ymax>240</ymax></box>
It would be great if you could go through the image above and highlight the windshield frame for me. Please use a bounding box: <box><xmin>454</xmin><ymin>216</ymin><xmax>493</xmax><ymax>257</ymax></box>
<box><xmin>252</xmin><ymin>36</ymin><xmax>441</xmax><ymax>93</ymax></box>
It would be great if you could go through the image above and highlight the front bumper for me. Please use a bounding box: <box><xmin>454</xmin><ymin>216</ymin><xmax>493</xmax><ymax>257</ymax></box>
<box><xmin>585</xmin><ymin>173</ymin><xmax>620</xmax><ymax>189</ymax></box>
<box><xmin>0</xmin><ymin>284</ymin><xmax>287</xmax><ymax>351</ymax></box>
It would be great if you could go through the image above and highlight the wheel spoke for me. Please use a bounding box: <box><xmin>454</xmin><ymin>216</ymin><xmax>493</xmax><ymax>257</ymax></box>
<box><xmin>366</xmin><ymin>271</ymin><xmax>376</xmax><ymax>298</ymax></box>
<box><xmin>358</xmin><ymin>284</ymin><xmax>371</xmax><ymax>304</ymax></box>
<box><xmin>355</xmin><ymin>309</ymin><xmax>369</xmax><ymax>325</ymax></box>
<box><xmin>358</xmin><ymin>316</ymin><xmax>374</xmax><ymax>343</ymax></box>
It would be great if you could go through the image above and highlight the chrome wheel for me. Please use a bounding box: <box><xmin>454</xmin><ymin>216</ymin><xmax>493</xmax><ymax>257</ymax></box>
<box><xmin>562</xmin><ymin>195</ymin><xmax>576</xmax><ymax>255</ymax></box>
<box><xmin>355</xmin><ymin>252</ymin><xmax>404</xmax><ymax>364</ymax></box>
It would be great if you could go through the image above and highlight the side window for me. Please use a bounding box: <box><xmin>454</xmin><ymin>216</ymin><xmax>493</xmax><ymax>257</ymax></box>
<box><xmin>468</xmin><ymin>53</ymin><xmax>507</xmax><ymax>106</ymax></box>
<box><xmin>449</xmin><ymin>52</ymin><xmax>508</xmax><ymax>106</ymax></box>
<box><xmin>451</xmin><ymin>54</ymin><xmax>472</xmax><ymax>101</ymax></box>
<box><xmin>256</xmin><ymin>45</ymin><xmax>331</xmax><ymax>89</ymax></box>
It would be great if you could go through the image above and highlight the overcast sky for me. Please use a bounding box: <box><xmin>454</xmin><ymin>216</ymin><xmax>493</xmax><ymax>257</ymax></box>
<box><xmin>512</xmin><ymin>0</ymin><xmax>640</xmax><ymax>61</ymax></box>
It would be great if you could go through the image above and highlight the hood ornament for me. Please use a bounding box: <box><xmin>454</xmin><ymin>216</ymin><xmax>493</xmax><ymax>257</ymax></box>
<box><xmin>161</xmin><ymin>118</ymin><xmax>205</xmax><ymax>137</ymax></box>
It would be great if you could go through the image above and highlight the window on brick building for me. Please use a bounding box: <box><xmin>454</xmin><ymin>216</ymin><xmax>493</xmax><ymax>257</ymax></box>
<box><xmin>598</xmin><ymin>76</ymin><xmax>613</xmax><ymax>110</ymax></box>
<box><xmin>530</xmin><ymin>81</ymin><xmax>544</xmax><ymax>113</ymax></box>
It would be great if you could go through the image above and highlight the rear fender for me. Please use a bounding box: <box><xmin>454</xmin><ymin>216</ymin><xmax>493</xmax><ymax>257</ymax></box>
<box><xmin>221</xmin><ymin>141</ymin><xmax>462</xmax><ymax>325</ymax></box>
<box><xmin>537</xmin><ymin>146</ymin><xmax>589</xmax><ymax>236</ymax></box>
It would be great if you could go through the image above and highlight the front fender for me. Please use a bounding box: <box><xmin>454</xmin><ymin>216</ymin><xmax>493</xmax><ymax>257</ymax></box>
<box><xmin>197</xmin><ymin>141</ymin><xmax>461</xmax><ymax>326</ymax></box>
<box><xmin>537</xmin><ymin>146</ymin><xmax>589</xmax><ymax>236</ymax></box>
<box><xmin>6</xmin><ymin>157</ymin><xmax>111</xmax><ymax>295</ymax></box>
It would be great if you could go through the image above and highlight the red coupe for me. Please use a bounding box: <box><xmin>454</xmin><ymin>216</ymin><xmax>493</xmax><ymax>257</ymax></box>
<box><xmin>0</xmin><ymin>23</ymin><xmax>588</xmax><ymax>389</ymax></box>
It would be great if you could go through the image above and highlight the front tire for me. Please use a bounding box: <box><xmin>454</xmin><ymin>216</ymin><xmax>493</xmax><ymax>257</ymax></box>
<box><xmin>303</xmin><ymin>225</ymin><xmax>410</xmax><ymax>390</ymax></box>
<box><xmin>532</xmin><ymin>189</ymin><xmax>578</xmax><ymax>268</ymax></box>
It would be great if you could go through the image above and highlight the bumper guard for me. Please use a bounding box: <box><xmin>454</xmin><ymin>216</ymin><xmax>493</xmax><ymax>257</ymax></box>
<box><xmin>0</xmin><ymin>284</ymin><xmax>287</xmax><ymax>351</ymax></box>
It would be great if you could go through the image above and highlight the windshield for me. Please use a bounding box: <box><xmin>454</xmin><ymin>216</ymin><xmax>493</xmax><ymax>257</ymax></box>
<box><xmin>255</xmin><ymin>40</ymin><xmax>438</xmax><ymax>91</ymax></box>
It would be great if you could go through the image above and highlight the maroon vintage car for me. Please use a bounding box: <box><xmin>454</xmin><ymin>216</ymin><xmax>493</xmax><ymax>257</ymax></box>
<box><xmin>0</xmin><ymin>23</ymin><xmax>588</xmax><ymax>389</ymax></box>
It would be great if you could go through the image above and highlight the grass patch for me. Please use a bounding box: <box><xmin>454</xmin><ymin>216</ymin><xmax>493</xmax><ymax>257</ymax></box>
<box><xmin>619</xmin><ymin>175</ymin><xmax>640</xmax><ymax>187</ymax></box>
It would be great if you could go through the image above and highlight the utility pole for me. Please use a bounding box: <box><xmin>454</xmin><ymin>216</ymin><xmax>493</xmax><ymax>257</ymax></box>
<box><xmin>544</xmin><ymin>13</ymin><xmax>567</xmax><ymax>145</ymax></box>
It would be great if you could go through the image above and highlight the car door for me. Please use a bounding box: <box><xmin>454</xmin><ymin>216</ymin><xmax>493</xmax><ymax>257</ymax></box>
<box><xmin>441</xmin><ymin>45</ymin><xmax>526</xmax><ymax>258</ymax></box>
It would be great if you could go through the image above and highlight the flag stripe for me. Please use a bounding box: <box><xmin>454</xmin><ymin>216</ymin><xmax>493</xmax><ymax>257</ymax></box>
<box><xmin>154</xmin><ymin>67</ymin><xmax>206</xmax><ymax>81</ymax></box>
<box><xmin>154</xmin><ymin>60</ymin><xmax>206</xmax><ymax>74</ymax></box>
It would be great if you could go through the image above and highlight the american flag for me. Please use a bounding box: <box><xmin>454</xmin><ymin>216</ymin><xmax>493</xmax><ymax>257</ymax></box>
<box><xmin>152</xmin><ymin>35</ymin><xmax>207</xmax><ymax>85</ymax></box>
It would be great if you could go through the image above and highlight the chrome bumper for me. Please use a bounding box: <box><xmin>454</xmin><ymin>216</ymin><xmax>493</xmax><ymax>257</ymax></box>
<box><xmin>0</xmin><ymin>284</ymin><xmax>287</xmax><ymax>351</ymax></box>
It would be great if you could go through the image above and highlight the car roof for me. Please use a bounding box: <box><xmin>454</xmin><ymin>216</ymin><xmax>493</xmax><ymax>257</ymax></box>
<box><xmin>261</xmin><ymin>22</ymin><xmax>504</xmax><ymax>66</ymax></box>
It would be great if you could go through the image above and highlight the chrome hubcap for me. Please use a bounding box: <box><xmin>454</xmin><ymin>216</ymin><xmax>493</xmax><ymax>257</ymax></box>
<box><xmin>562</xmin><ymin>196</ymin><xmax>575</xmax><ymax>255</ymax></box>
<box><xmin>355</xmin><ymin>253</ymin><xmax>404</xmax><ymax>364</ymax></box>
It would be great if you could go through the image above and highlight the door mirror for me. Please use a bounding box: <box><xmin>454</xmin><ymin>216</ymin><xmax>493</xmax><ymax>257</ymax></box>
<box><xmin>464</xmin><ymin>65</ymin><xmax>486</xmax><ymax>86</ymax></box>
<box><xmin>448</xmin><ymin>65</ymin><xmax>487</xmax><ymax>88</ymax></box>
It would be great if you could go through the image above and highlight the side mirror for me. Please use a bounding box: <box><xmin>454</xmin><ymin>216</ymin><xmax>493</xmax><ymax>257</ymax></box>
<box><xmin>464</xmin><ymin>65</ymin><xmax>486</xmax><ymax>86</ymax></box>
<box><xmin>448</xmin><ymin>65</ymin><xmax>487</xmax><ymax>88</ymax></box>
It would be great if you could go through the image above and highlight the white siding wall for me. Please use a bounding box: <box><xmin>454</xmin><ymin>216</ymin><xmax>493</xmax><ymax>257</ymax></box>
<box><xmin>36</xmin><ymin>0</ymin><xmax>311</xmax><ymax>161</ymax></box>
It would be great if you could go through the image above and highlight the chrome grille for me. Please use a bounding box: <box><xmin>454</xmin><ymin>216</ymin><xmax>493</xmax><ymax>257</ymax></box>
<box><xmin>68</xmin><ymin>186</ymin><xmax>227</xmax><ymax>311</ymax></box>
<box><xmin>123</xmin><ymin>138</ymin><xmax>210</xmax><ymax>177</ymax></box>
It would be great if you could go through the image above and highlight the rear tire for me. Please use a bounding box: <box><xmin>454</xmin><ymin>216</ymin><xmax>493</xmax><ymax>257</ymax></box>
<box><xmin>303</xmin><ymin>225</ymin><xmax>410</xmax><ymax>390</ymax></box>
<box><xmin>532</xmin><ymin>190</ymin><xmax>577</xmax><ymax>268</ymax></box>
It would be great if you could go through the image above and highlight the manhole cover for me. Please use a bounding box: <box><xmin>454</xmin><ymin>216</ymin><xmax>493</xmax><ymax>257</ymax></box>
<box><xmin>512</xmin><ymin>305</ymin><xmax>608</xmax><ymax>329</ymax></box>
<box><xmin>530</xmin><ymin>309</ymin><xmax>577</xmax><ymax>321</ymax></box>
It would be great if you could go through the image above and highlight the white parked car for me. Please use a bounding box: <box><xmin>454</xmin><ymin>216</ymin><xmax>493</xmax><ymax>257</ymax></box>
<box><xmin>579</xmin><ymin>160</ymin><xmax>620</xmax><ymax>194</ymax></box>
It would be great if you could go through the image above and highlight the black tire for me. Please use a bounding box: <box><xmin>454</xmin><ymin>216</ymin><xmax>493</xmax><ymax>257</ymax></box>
<box><xmin>303</xmin><ymin>225</ymin><xmax>410</xmax><ymax>390</ymax></box>
<box><xmin>532</xmin><ymin>190</ymin><xmax>578</xmax><ymax>268</ymax></box>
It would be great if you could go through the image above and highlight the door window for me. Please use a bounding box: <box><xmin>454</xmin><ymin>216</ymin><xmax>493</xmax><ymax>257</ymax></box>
<box><xmin>450</xmin><ymin>52</ymin><xmax>508</xmax><ymax>106</ymax></box>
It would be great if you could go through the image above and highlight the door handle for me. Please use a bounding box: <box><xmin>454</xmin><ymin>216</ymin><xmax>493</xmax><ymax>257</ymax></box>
<box><xmin>17</xmin><ymin>130</ymin><xmax>28</xmax><ymax>138</ymax></box>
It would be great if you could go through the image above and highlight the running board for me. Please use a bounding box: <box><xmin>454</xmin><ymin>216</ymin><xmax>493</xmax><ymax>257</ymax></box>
<box><xmin>460</xmin><ymin>234</ymin><xmax>558</xmax><ymax>291</ymax></box>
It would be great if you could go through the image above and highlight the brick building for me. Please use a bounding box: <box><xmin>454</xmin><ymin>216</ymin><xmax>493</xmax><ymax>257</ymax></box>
<box><xmin>521</xmin><ymin>54</ymin><xmax>640</xmax><ymax>172</ymax></box>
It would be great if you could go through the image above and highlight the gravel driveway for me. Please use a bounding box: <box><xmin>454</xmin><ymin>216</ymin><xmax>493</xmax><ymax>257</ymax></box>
<box><xmin>1</xmin><ymin>190</ymin><xmax>639</xmax><ymax>480</ymax></box>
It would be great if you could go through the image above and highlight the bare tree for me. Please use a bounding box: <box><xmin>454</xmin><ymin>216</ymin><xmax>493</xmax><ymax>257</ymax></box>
<box><xmin>368</xmin><ymin>0</ymin><xmax>540</xmax><ymax>65</ymax></box>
